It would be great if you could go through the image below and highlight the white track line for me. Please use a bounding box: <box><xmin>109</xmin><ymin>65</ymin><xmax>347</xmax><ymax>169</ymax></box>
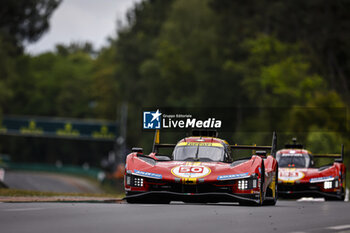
<box><xmin>327</xmin><ymin>225</ymin><xmax>350</xmax><ymax>230</ymax></box>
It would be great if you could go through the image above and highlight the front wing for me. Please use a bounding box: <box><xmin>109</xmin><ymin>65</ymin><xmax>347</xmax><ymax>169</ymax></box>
<box><xmin>278</xmin><ymin>181</ymin><xmax>343</xmax><ymax>199</ymax></box>
<box><xmin>125</xmin><ymin>190</ymin><xmax>261</xmax><ymax>204</ymax></box>
<box><xmin>124</xmin><ymin>174</ymin><xmax>264</xmax><ymax>204</ymax></box>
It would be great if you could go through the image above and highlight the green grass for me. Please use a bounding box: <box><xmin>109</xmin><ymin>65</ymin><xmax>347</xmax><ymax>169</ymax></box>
<box><xmin>0</xmin><ymin>188</ymin><xmax>124</xmax><ymax>198</ymax></box>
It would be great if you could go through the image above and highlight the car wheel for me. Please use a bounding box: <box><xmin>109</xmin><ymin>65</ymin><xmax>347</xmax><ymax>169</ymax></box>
<box><xmin>263</xmin><ymin>167</ymin><xmax>278</xmax><ymax>206</ymax></box>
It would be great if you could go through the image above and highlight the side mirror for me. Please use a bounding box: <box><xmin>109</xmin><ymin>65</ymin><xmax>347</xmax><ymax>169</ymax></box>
<box><xmin>132</xmin><ymin>147</ymin><xmax>143</xmax><ymax>153</ymax></box>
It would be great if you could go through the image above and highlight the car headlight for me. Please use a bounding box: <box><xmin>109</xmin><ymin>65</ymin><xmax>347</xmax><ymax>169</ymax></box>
<box><xmin>238</xmin><ymin>178</ymin><xmax>258</xmax><ymax>190</ymax></box>
<box><xmin>323</xmin><ymin>181</ymin><xmax>332</xmax><ymax>189</ymax></box>
<box><xmin>238</xmin><ymin>180</ymin><xmax>248</xmax><ymax>190</ymax></box>
<box><xmin>324</xmin><ymin>181</ymin><xmax>332</xmax><ymax>189</ymax></box>
<box><xmin>133</xmin><ymin>176</ymin><xmax>144</xmax><ymax>187</ymax></box>
<box><xmin>125</xmin><ymin>175</ymin><xmax>144</xmax><ymax>187</ymax></box>
<box><xmin>323</xmin><ymin>179</ymin><xmax>340</xmax><ymax>189</ymax></box>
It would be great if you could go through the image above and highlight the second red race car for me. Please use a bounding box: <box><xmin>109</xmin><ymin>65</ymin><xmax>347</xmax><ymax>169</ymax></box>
<box><xmin>124</xmin><ymin>130</ymin><xmax>278</xmax><ymax>205</ymax></box>
<box><xmin>277</xmin><ymin>138</ymin><xmax>346</xmax><ymax>200</ymax></box>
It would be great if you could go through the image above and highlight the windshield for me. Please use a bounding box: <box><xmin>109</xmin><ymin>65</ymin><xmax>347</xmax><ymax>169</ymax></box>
<box><xmin>173</xmin><ymin>143</ymin><xmax>224</xmax><ymax>162</ymax></box>
<box><xmin>276</xmin><ymin>153</ymin><xmax>310</xmax><ymax>168</ymax></box>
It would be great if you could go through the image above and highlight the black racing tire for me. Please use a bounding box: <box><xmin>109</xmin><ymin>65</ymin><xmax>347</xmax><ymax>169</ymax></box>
<box><xmin>263</xmin><ymin>166</ymin><xmax>278</xmax><ymax>206</ymax></box>
<box><xmin>259</xmin><ymin>160</ymin><xmax>266</xmax><ymax>205</ymax></box>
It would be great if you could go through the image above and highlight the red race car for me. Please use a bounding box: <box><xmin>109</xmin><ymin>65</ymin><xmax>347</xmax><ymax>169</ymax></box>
<box><xmin>124</xmin><ymin>130</ymin><xmax>278</xmax><ymax>205</ymax></box>
<box><xmin>277</xmin><ymin>138</ymin><xmax>346</xmax><ymax>200</ymax></box>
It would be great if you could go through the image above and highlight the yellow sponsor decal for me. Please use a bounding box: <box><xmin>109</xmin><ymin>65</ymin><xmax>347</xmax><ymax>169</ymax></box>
<box><xmin>182</xmin><ymin>178</ymin><xmax>197</xmax><ymax>185</ymax></box>
<box><xmin>177</xmin><ymin>142</ymin><xmax>223</xmax><ymax>147</ymax></box>
<box><xmin>185</xmin><ymin>162</ymin><xmax>202</xmax><ymax>166</ymax></box>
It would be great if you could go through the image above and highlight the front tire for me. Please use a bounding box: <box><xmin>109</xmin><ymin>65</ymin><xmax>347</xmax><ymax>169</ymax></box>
<box><xmin>263</xmin><ymin>167</ymin><xmax>278</xmax><ymax>206</ymax></box>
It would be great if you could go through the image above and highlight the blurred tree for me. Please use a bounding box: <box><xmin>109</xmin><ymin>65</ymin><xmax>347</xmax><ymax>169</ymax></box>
<box><xmin>0</xmin><ymin>37</ymin><xmax>16</xmax><ymax>116</ymax></box>
<box><xmin>56</xmin><ymin>42</ymin><xmax>96</xmax><ymax>57</ymax></box>
<box><xmin>115</xmin><ymin>0</ymin><xmax>174</xmax><ymax>105</ymax></box>
<box><xmin>239</xmin><ymin>35</ymin><xmax>326</xmax><ymax>107</ymax></box>
<box><xmin>210</xmin><ymin>0</ymin><xmax>350</xmax><ymax>103</ymax></box>
<box><xmin>0</xmin><ymin>0</ymin><xmax>62</xmax><ymax>117</ymax></box>
<box><xmin>0</xmin><ymin>0</ymin><xmax>62</xmax><ymax>47</ymax></box>
<box><xmin>6</xmin><ymin>43</ymin><xmax>95</xmax><ymax>118</ymax></box>
<box><xmin>154</xmin><ymin>0</ymin><xmax>221</xmax><ymax>107</ymax></box>
<box><xmin>91</xmin><ymin>43</ymin><xmax>120</xmax><ymax>120</ymax></box>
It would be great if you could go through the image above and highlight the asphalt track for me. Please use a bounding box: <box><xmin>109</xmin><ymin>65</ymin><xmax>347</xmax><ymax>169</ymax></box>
<box><xmin>0</xmin><ymin>200</ymin><xmax>349</xmax><ymax>233</ymax></box>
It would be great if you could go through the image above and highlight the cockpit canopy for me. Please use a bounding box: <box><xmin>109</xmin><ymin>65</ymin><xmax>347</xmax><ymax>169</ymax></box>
<box><xmin>172</xmin><ymin>141</ymin><xmax>225</xmax><ymax>162</ymax></box>
<box><xmin>276</xmin><ymin>151</ymin><xmax>312</xmax><ymax>168</ymax></box>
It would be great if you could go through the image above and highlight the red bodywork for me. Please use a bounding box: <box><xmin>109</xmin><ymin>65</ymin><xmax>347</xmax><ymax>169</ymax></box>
<box><xmin>124</xmin><ymin>136</ymin><xmax>278</xmax><ymax>205</ymax></box>
<box><xmin>277</xmin><ymin>149</ymin><xmax>346</xmax><ymax>200</ymax></box>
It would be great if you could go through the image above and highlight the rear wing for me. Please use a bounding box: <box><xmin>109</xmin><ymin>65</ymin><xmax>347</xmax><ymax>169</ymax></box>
<box><xmin>152</xmin><ymin>129</ymin><xmax>219</xmax><ymax>152</ymax></box>
<box><xmin>152</xmin><ymin>130</ymin><xmax>278</xmax><ymax>158</ymax></box>
<box><xmin>230</xmin><ymin>131</ymin><xmax>277</xmax><ymax>157</ymax></box>
<box><xmin>152</xmin><ymin>130</ymin><xmax>176</xmax><ymax>153</ymax></box>
<box><xmin>312</xmin><ymin>144</ymin><xmax>344</xmax><ymax>162</ymax></box>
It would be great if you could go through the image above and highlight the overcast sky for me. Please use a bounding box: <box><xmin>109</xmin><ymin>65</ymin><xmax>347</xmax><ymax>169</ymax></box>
<box><xmin>26</xmin><ymin>0</ymin><xmax>142</xmax><ymax>54</ymax></box>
